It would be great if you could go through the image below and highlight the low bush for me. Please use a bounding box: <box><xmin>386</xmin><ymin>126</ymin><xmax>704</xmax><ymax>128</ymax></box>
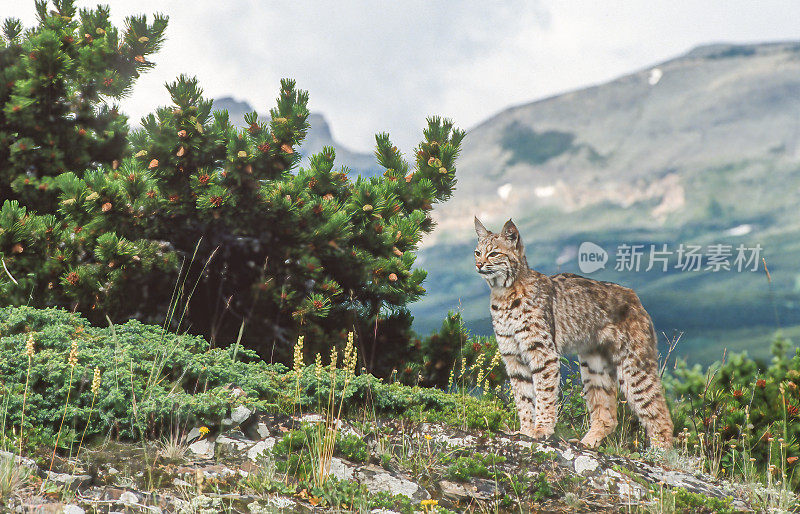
<box><xmin>0</xmin><ymin>306</ymin><xmax>517</xmax><ymax>453</ymax></box>
<box><xmin>0</xmin><ymin>306</ymin><xmax>287</xmax><ymax>445</ymax></box>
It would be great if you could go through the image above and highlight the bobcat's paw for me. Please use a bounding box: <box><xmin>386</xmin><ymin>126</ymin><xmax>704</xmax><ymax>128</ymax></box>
<box><xmin>579</xmin><ymin>431</ymin><xmax>605</xmax><ymax>449</ymax></box>
<box><xmin>530</xmin><ymin>425</ymin><xmax>555</xmax><ymax>440</ymax></box>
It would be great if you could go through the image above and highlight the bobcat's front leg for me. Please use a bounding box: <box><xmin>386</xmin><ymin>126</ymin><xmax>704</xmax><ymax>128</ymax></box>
<box><xmin>496</xmin><ymin>334</ymin><xmax>536</xmax><ymax>436</ymax></box>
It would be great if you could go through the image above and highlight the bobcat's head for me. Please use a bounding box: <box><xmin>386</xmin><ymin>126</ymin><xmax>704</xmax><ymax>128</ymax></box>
<box><xmin>474</xmin><ymin>217</ymin><xmax>528</xmax><ymax>288</ymax></box>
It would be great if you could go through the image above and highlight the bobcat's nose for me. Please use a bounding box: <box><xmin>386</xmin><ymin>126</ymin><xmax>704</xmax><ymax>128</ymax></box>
<box><xmin>476</xmin><ymin>262</ymin><xmax>484</xmax><ymax>270</ymax></box>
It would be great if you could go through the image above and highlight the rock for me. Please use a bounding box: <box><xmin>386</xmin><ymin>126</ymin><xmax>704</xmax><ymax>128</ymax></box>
<box><xmin>300</xmin><ymin>413</ymin><xmax>325</xmax><ymax>423</ymax></box>
<box><xmin>119</xmin><ymin>490</ymin><xmax>139</xmax><ymax>505</ymax></box>
<box><xmin>327</xmin><ymin>457</ymin><xmax>354</xmax><ymax>481</ymax></box>
<box><xmin>559</xmin><ymin>446</ymin><xmax>575</xmax><ymax>461</ymax></box>
<box><xmin>216</xmin><ymin>433</ymin><xmax>254</xmax><ymax>456</ymax></box>
<box><xmin>247</xmin><ymin>438</ymin><xmax>276</xmax><ymax>462</ymax></box>
<box><xmin>0</xmin><ymin>450</ymin><xmax>37</xmax><ymax>471</ymax></box>
<box><xmin>244</xmin><ymin>421</ymin><xmax>271</xmax><ymax>441</ymax></box>
<box><xmin>475</xmin><ymin>478</ymin><xmax>504</xmax><ymax>499</ymax></box>
<box><xmin>62</xmin><ymin>506</ymin><xmax>85</xmax><ymax>514</ymax></box>
<box><xmin>574</xmin><ymin>455</ymin><xmax>600</xmax><ymax>475</ymax></box>
<box><xmin>45</xmin><ymin>471</ymin><xmax>92</xmax><ymax>490</ymax></box>
<box><xmin>185</xmin><ymin>426</ymin><xmax>203</xmax><ymax>442</ymax></box>
<box><xmin>231</xmin><ymin>405</ymin><xmax>253</xmax><ymax>424</ymax></box>
<box><xmin>356</xmin><ymin>464</ymin><xmax>429</xmax><ymax>500</ymax></box>
<box><xmin>188</xmin><ymin>438</ymin><xmax>215</xmax><ymax>459</ymax></box>
<box><xmin>439</xmin><ymin>480</ymin><xmax>473</xmax><ymax>501</ymax></box>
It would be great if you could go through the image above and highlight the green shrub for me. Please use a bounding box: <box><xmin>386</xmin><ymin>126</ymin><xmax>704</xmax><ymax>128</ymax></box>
<box><xmin>444</xmin><ymin>451</ymin><xmax>506</xmax><ymax>482</ymax></box>
<box><xmin>337</xmin><ymin>433</ymin><xmax>369</xmax><ymax>463</ymax></box>
<box><xmin>666</xmin><ymin>334</ymin><xmax>800</xmax><ymax>487</ymax></box>
<box><xmin>0</xmin><ymin>305</ymin><xmax>287</xmax><ymax>444</ymax></box>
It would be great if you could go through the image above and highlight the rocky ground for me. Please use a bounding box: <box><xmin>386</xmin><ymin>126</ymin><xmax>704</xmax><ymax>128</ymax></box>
<box><xmin>4</xmin><ymin>408</ymin><xmax>764</xmax><ymax>513</ymax></box>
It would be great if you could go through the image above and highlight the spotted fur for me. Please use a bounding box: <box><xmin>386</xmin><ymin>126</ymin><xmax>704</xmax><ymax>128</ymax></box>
<box><xmin>474</xmin><ymin>217</ymin><xmax>673</xmax><ymax>449</ymax></box>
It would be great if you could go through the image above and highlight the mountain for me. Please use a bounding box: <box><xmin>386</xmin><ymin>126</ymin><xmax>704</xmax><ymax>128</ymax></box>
<box><xmin>412</xmin><ymin>42</ymin><xmax>800</xmax><ymax>364</ymax></box>
<box><xmin>211</xmin><ymin>97</ymin><xmax>380</xmax><ymax>177</ymax></box>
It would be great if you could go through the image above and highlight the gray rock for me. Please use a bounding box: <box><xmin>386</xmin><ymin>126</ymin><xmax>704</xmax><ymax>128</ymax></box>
<box><xmin>119</xmin><ymin>490</ymin><xmax>139</xmax><ymax>505</ymax></box>
<box><xmin>0</xmin><ymin>450</ymin><xmax>37</xmax><ymax>471</ymax></box>
<box><xmin>45</xmin><ymin>471</ymin><xmax>92</xmax><ymax>490</ymax></box>
<box><xmin>327</xmin><ymin>457</ymin><xmax>354</xmax><ymax>481</ymax></box>
<box><xmin>185</xmin><ymin>427</ymin><xmax>202</xmax><ymax>442</ymax></box>
<box><xmin>231</xmin><ymin>405</ymin><xmax>253</xmax><ymax>424</ymax></box>
<box><xmin>216</xmin><ymin>434</ymin><xmax>254</xmax><ymax>456</ymax></box>
<box><xmin>247</xmin><ymin>438</ymin><xmax>276</xmax><ymax>462</ymax></box>
<box><xmin>255</xmin><ymin>422</ymin><xmax>271</xmax><ymax>439</ymax></box>
<box><xmin>356</xmin><ymin>464</ymin><xmax>429</xmax><ymax>500</ymax></box>
<box><xmin>574</xmin><ymin>455</ymin><xmax>600</xmax><ymax>475</ymax></box>
<box><xmin>62</xmin><ymin>506</ymin><xmax>85</xmax><ymax>514</ymax></box>
<box><xmin>439</xmin><ymin>480</ymin><xmax>474</xmax><ymax>501</ymax></box>
<box><xmin>188</xmin><ymin>438</ymin><xmax>215</xmax><ymax>459</ymax></box>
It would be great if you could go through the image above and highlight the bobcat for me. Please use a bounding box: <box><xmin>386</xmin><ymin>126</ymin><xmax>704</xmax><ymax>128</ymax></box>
<box><xmin>474</xmin><ymin>217</ymin><xmax>673</xmax><ymax>449</ymax></box>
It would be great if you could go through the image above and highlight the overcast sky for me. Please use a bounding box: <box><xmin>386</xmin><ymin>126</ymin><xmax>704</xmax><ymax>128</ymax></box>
<box><xmin>8</xmin><ymin>1</ymin><xmax>800</xmax><ymax>154</ymax></box>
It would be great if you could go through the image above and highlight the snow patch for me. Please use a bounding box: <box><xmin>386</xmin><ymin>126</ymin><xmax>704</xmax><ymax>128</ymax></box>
<box><xmin>648</xmin><ymin>68</ymin><xmax>663</xmax><ymax>86</ymax></box>
<box><xmin>725</xmin><ymin>224</ymin><xmax>752</xmax><ymax>236</ymax></box>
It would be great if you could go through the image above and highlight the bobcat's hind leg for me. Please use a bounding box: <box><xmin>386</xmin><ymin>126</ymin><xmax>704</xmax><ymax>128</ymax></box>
<box><xmin>579</xmin><ymin>352</ymin><xmax>618</xmax><ymax>448</ymax></box>
<box><xmin>617</xmin><ymin>349</ymin><xmax>673</xmax><ymax>449</ymax></box>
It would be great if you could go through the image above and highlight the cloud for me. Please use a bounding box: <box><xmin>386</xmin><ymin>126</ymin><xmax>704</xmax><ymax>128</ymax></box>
<box><xmin>6</xmin><ymin>1</ymin><xmax>800</xmax><ymax>155</ymax></box>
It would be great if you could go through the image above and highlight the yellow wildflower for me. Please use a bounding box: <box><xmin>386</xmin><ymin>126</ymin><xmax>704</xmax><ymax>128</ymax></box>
<box><xmin>91</xmin><ymin>368</ymin><xmax>101</xmax><ymax>394</ymax></box>
<box><xmin>68</xmin><ymin>340</ymin><xmax>78</xmax><ymax>368</ymax></box>
<box><xmin>293</xmin><ymin>335</ymin><xmax>304</xmax><ymax>374</ymax></box>
<box><xmin>314</xmin><ymin>353</ymin><xmax>323</xmax><ymax>381</ymax></box>
<box><xmin>25</xmin><ymin>334</ymin><xmax>35</xmax><ymax>357</ymax></box>
<box><xmin>199</xmin><ymin>426</ymin><xmax>210</xmax><ymax>437</ymax></box>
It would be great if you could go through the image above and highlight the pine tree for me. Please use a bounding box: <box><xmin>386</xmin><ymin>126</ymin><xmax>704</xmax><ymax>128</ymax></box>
<box><xmin>0</xmin><ymin>2</ymin><xmax>464</xmax><ymax>371</ymax></box>
<box><xmin>0</xmin><ymin>0</ymin><xmax>167</xmax><ymax>306</ymax></box>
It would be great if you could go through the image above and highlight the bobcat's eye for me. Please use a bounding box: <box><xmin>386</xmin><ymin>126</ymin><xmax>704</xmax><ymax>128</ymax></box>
<box><xmin>474</xmin><ymin>250</ymin><xmax>480</xmax><ymax>256</ymax></box>
<box><xmin>488</xmin><ymin>252</ymin><xmax>500</xmax><ymax>258</ymax></box>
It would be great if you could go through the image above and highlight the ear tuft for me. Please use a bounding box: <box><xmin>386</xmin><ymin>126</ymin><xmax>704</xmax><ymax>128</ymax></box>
<box><xmin>474</xmin><ymin>216</ymin><xmax>490</xmax><ymax>238</ymax></box>
<box><xmin>501</xmin><ymin>219</ymin><xmax>520</xmax><ymax>243</ymax></box>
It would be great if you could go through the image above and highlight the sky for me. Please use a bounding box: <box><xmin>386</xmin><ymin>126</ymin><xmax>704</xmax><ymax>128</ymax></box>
<box><xmin>7</xmin><ymin>1</ymin><xmax>800</xmax><ymax>154</ymax></box>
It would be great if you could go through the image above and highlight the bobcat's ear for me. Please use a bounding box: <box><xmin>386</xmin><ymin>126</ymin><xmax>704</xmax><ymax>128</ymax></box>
<box><xmin>474</xmin><ymin>216</ymin><xmax>490</xmax><ymax>238</ymax></box>
<box><xmin>501</xmin><ymin>219</ymin><xmax>521</xmax><ymax>246</ymax></box>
